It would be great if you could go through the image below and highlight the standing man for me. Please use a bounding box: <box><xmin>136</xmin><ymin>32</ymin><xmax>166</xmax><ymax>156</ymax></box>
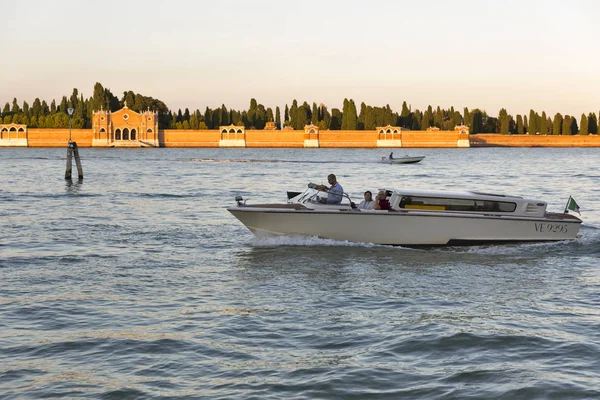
<box><xmin>313</xmin><ymin>174</ymin><xmax>344</xmax><ymax>204</ymax></box>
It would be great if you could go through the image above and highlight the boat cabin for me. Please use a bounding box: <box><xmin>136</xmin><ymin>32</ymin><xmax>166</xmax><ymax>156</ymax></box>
<box><xmin>387</xmin><ymin>189</ymin><xmax>548</xmax><ymax>217</ymax></box>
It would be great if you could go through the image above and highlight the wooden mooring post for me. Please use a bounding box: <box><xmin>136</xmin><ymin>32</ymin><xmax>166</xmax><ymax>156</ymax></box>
<box><xmin>65</xmin><ymin>141</ymin><xmax>83</xmax><ymax>180</ymax></box>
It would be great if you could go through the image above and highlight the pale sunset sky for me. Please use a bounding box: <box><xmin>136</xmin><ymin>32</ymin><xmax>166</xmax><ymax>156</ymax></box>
<box><xmin>2</xmin><ymin>0</ymin><xmax>599</xmax><ymax>118</ymax></box>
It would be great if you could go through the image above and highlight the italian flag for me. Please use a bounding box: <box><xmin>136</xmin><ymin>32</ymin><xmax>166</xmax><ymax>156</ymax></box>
<box><xmin>565</xmin><ymin>197</ymin><xmax>581</xmax><ymax>215</ymax></box>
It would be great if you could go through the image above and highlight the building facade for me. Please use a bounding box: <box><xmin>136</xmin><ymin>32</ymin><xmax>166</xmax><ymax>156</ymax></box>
<box><xmin>92</xmin><ymin>104</ymin><xmax>159</xmax><ymax>147</ymax></box>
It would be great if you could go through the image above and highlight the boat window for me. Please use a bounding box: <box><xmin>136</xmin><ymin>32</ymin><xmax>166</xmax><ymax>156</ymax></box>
<box><xmin>399</xmin><ymin>196</ymin><xmax>516</xmax><ymax>212</ymax></box>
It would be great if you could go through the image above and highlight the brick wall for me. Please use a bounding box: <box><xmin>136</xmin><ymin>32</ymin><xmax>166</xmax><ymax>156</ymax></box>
<box><xmin>27</xmin><ymin>129</ymin><xmax>93</xmax><ymax>147</ymax></box>
<box><xmin>470</xmin><ymin>134</ymin><xmax>600</xmax><ymax>147</ymax></box>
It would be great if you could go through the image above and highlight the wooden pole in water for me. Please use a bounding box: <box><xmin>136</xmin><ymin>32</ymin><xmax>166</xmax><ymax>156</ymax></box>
<box><xmin>65</xmin><ymin>142</ymin><xmax>73</xmax><ymax>180</ymax></box>
<box><xmin>64</xmin><ymin>108</ymin><xmax>83</xmax><ymax>181</ymax></box>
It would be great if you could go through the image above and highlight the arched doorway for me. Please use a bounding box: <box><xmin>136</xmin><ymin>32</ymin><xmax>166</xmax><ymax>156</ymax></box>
<box><xmin>130</xmin><ymin>129</ymin><xmax>136</xmax><ymax>140</ymax></box>
<box><xmin>115</xmin><ymin>129</ymin><xmax>121</xmax><ymax>140</ymax></box>
<box><xmin>123</xmin><ymin>128</ymin><xmax>129</xmax><ymax>140</ymax></box>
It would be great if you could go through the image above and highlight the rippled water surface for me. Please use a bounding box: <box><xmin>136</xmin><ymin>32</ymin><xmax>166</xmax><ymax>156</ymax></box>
<box><xmin>1</xmin><ymin>147</ymin><xmax>599</xmax><ymax>399</ymax></box>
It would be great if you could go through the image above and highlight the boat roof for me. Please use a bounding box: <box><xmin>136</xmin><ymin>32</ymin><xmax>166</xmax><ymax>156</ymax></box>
<box><xmin>385</xmin><ymin>188</ymin><xmax>527</xmax><ymax>201</ymax></box>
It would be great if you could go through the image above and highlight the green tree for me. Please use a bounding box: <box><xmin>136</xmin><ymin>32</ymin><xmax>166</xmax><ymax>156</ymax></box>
<box><xmin>311</xmin><ymin>102</ymin><xmax>318</xmax><ymax>125</ymax></box>
<box><xmin>471</xmin><ymin>109</ymin><xmax>483</xmax><ymax>134</ymax></box>
<box><xmin>570</xmin><ymin>117</ymin><xmax>579</xmax><ymax>134</ymax></box>
<box><xmin>540</xmin><ymin>111</ymin><xmax>548</xmax><ymax>135</ymax></box>
<box><xmin>498</xmin><ymin>108</ymin><xmax>509</xmax><ymax>134</ymax></box>
<box><xmin>59</xmin><ymin>96</ymin><xmax>68</xmax><ymax>113</ymax></box>
<box><xmin>204</xmin><ymin>107</ymin><xmax>213</xmax><ymax>129</ymax></box>
<box><xmin>22</xmin><ymin>101</ymin><xmax>30</xmax><ymax>117</ymax></box>
<box><xmin>341</xmin><ymin>99</ymin><xmax>357</xmax><ymax>130</ymax></box>
<box><xmin>32</xmin><ymin>98</ymin><xmax>42</xmax><ymax>118</ymax></box>
<box><xmin>587</xmin><ymin>112</ymin><xmax>597</xmax><ymax>134</ymax></box>
<box><xmin>580</xmin><ymin>114</ymin><xmax>588</xmax><ymax>135</ymax></box>
<box><xmin>330</xmin><ymin>108</ymin><xmax>342</xmax><ymax>130</ymax></box>
<box><xmin>284</xmin><ymin>104</ymin><xmax>289</xmax><ymax>123</ymax></box>
<box><xmin>528</xmin><ymin>109</ymin><xmax>537</xmax><ymax>134</ymax></box>
<box><xmin>275</xmin><ymin>106</ymin><xmax>281</xmax><ymax>129</ymax></box>
<box><xmin>221</xmin><ymin>105</ymin><xmax>229</xmax><ymax>126</ymax></box>
<box><xmin>516</xmin><ymin>114</ymin><xmax>524</xmax><ymax>134</ymax></box>
<box><xmin>2</xmin><ymin>103</ymin><xmax>10</xmax><ymax>114</ymax></box>
<box><xmin>357</xmin><ymin>102</ymin><xmax>367</xmax><ymax>130</ymax></box>
<box><xmin>12</xmin><ymin>98</ymin><xmax>20</xmax><ymax>113</ymax></box>
<box><xmin>552</xmin><ymin>113</ymin><xmax>563</xmax><ymax>135</ymax></box>
<box><xmin>562</xmin><ymin>115</ymin><xmax>571</xmax><ymax>135</ymax></box>
<box><xmin>364</xmin><ymin>106</ymin><xmax>375</xmax><ymax>130</ymax></box>
<box><xmin>91</xmin><ymin>82</ymin><xmax>107</xmax><ymax>111</ymax></box>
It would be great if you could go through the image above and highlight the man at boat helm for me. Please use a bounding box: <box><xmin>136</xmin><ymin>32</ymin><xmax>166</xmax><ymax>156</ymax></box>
<box><xmin>374</xmin><ymin>190</ymin><xmax>392</xmax><ymax>210</ymax></box>
<box><xmin>311</xmin><ymin>174</ymin><xmax>344</xmax><ymax>204</ymax></box>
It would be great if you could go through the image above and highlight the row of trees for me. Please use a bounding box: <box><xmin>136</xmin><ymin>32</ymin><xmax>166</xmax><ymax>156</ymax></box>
<box><xmin>1</xmin><ymin>83</ymin><xmax>598</xmax><ymax>135</ymax></box>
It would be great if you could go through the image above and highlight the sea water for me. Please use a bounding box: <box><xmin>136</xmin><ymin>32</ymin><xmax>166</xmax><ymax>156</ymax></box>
<box><xmin>1</xmin><ymin>147</ymin><xmax>599</xmax><ymax>399</ymax></box>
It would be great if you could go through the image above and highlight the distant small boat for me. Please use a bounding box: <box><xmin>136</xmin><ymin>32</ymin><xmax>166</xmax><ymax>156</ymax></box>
<box><xmin>380</xmin><ymin>155</ymin><xmax>425</xmax><ymax>164</ymax></box>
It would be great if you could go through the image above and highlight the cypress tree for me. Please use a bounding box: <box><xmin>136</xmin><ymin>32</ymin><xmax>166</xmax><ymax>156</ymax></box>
<box><xmin>516</xmin><ymin>115</ymin><xmax>524</xmax><ymax>134</ymax></box>
<box><xmin>341</xmin><ymin>98</ymin><xmax>357</xmax><ymax>130</ymax></box>
<box><xmin>275</xmin><ymin>106</ymin><xmax>281</xmax><ymax>129</ymax></box>
<box><xmin>463</xmin><ymin>107</ymin><xmax>470</xmax><ymax>128</ymax></box>
<box><xmin>59</xmin><ymin>96</ymin><xmax>68</xmax><ymax>113</ymax></box>
<box><xmin>528</xmin><ymin>110</ymin><xmax>536</xmax><ymax>134</ymax></box>
<box><xmin>540</xmin><ymin>111</ymin><xmax>548</xmax><ymax>135</ymax></box>
<box><xmin>220</xmin><ymin>105</ymin><xmax>229</xmax><ymax>125</ymax></box>
<box><xmin>289</xmin><ymin>100</ymin><xmax>298</xmax><ymax>129</ymax></box>
<box><xmin>311</xmin><ymin>102</ymin><xmax>318</xmax><ymax>125</ymax></box>
<box><xmin>330</xmin><ymin>108</ymin><xmax>342</xmax><ymax>130</ymax></box>
<box><xmin>587</xmin><ymin>112</ymin><xmax>597</xmax><ymax>134</ymax></box>
<box><xmin>364</xmin><ymin>106</ymin><xmax>375</xmax><ymax>130</ymax></box>
<box><xmin>12</xmin><ymin>98</ymin><xmax>20</xmax><ymax>113</ymax></box>
<box><xmin>204</xmin><ymin>107</ymin><xmax>213</xmax><ymax>129</ymax></box>
<box><xmin>570</xmin><ymin>117</ymin><xmax>579</xmax><ymax>134</ymax></box>
<box><xmin>358</xmin><ymin>102</ymin><xmax>367</xmax><ymax>130</ymax></box>
<box><xmin>41</xmin><ymin>100</ymin><xmax>49</xmax><ymax>115</ymax></box>
<box><xmin>32</xmin><ymin>98</ymin><xmax>42</xmax><ymax>118</ymax></box>
<box><xmin>294</xmin><ymin>106</ymin><xmax>307</xmax><ymax>130</ymax></box>
<box><xmin>499</xmin><ymin>108</ymin><xmax>509</xmax><ymax>134</ymax></box>
<box><xmin>471</xmin><ymin>109</ymin><xmax>483</xmax><ymax>134</ymax></box>
<box><xmin>562</xmin><ymin>116</ymin><xmax>571</xmax><ymax>135</ymax></box>
<box><xmin>553</xmin><ymin>113</ymin><xmax>562</xmax><ymax>135</ymax></box>
<box><xmin>50</xmin><ymin>100</ymin><xmax>57</xmax><ymax>114</ymax></box>
<box><xmin>580</xmin><ymin>114</ymin><xmax>588</xmax><ymax>135</ymax></box>
<box><xmin>3</xmin><ymin>103</ymin><xmax>10</xmax><ymax>114</ymax></box>
<box><xmin>284</xmin><ymin>104</ymin><xmax>289</xmax><ymax>124</ymax></box>
<box><xmin>266</xmin><ymin>107</ymin><xmax>274</xmax><ymax>123</ymax></box>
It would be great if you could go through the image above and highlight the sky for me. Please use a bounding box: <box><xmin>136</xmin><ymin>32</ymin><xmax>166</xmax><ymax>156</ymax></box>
<box><xmin>2</xmin><ymin>0</ymin><xmax>599</xmax><ymax>118</ymax></box>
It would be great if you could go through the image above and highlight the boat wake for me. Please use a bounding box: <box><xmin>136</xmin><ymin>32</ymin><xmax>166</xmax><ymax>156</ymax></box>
<box><xmin>250</xmin><ymin>234</ymin><xmax>390</xmax><ymax>248</ymax></box>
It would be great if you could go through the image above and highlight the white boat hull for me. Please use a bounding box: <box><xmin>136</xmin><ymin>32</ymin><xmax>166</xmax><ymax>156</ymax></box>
<box><xmin>228</xmin><ymin>207</ymin><xmax>581</xmax><ymax>246</ymax></box>
<box><xmin>381</xmin><ymin>156</ymin><xmax>425</xmax><ymax>164</ymax></box>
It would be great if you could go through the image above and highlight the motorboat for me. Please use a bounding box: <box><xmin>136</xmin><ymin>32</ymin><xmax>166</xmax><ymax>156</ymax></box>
<box><xmin>228</xmin><ymin>186</ymin><xmax>583</xmax><ymax>246</ymax></box>
<box><xmin>380</xmin><ymin>155</ymin><xmax>425</xmax><ymax>164</ymax></box>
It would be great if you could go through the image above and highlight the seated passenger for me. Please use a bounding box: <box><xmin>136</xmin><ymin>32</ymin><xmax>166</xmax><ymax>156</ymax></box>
<box><xmin>357</xmin><ymin>191</ymin><xmax>374</xmax><ymax>209</ymax></box>
<box><xmin>374</xmin><ymin>190</ymin><xmax>392</xmax><ymax>210</ymax></box>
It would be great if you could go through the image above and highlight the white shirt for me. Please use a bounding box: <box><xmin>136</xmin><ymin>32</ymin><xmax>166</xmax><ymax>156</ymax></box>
<box><xmin>357</xmin><ymin>200</ymin><xmax>374</xmax><ymax>209</ymax></box>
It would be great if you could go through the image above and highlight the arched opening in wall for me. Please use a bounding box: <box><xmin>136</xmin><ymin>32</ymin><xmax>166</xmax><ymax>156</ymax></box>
<box><xmin>18</xmin><ymin>128</ymin><xmax>25</xmax><ymax>132</ymax></box>
<box><xmin>309</xmin><ymin>128</ymin><xmax>316</xmax><ymax>134</ymax></box>
<box><xmin>460</xmin><ymin>129</ymin><xmax>467</xmax><ymax>134</ymax></box>
<box><xmin>100</xmin><ymin>128</ymin><xmax>106</xmax><ymax>133</ymax></box>
<box><xmin>0</xmin><ymin>128</ymin><xmax>7</xmax><ymax>139</ymax></box>
<box><xmin>9</xmin><ymin>127</ymin><xmax>17</xmax><ymax>132</ymax></box>
<box><xmin>236</xmin><ymin>129</ymin><xmax>243</xmax><ymax>134</ymax></box>
<box><xmin>123</xmin><ymin>128</ymin><xmax>130</xmax><ymax>140</ymax></box>
<box><xmin>221</xmin><ymin>129</ymin><xmax>227</xmax><ymax>134</ymax></box>
<box><xmin>131</xmin><ymin>129</ymin><xmax>137</xmax><ymax>140</ymax></box>
<box><xmin>115</xmin><ymin>129</ymin><xmax>122</xmax><ymax>140</ymax></box>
